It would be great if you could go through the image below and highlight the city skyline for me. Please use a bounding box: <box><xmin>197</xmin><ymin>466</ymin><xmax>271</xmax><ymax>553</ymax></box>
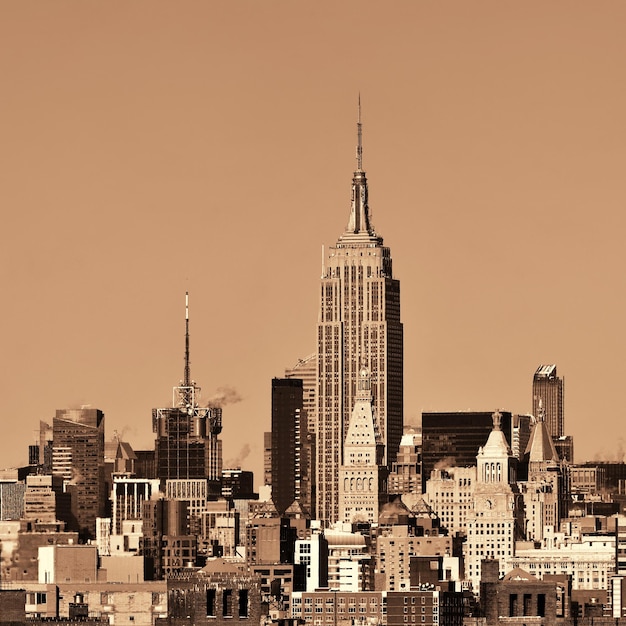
<box><xmin>3</xmin><ymin>2</ymin><xmax>626</xmax><ymax>483</ymax></box>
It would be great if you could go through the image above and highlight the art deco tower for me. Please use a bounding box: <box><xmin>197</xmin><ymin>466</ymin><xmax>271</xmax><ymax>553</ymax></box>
<box><xmin>316</xmin><ymin>103</ymin><xmax>403</xmax><ymax>526</ymax></box>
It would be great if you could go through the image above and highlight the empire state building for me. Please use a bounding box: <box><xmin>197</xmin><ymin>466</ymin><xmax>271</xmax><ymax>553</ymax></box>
<box><xmin>316</xmin><ymin>104</ymin><xmax>403</xmax><ymax>526</ymax></box>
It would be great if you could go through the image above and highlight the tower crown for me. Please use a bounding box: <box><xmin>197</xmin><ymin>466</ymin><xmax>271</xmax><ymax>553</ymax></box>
<box><xmin>340</xmin><ymin>98</ymin><xmax>380</xmax><ymax>243</ymax></box>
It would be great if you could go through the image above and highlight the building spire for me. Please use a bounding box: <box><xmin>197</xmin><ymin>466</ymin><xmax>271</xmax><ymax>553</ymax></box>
<box><xmin>356</xmin><ymin>93</ymin><xmax>363</xmax><ymax>172</ymax></box>
<box><xmin>343</xmin><ymin>95</ymin><xmax>376</xmax><ymax>238</ymax></box>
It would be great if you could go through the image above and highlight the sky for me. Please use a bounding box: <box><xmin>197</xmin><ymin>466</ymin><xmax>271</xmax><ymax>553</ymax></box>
<box><xmin>2</xmin><ymin>1</ymin><xmax>626</xmax><ymax>484</ymax></box>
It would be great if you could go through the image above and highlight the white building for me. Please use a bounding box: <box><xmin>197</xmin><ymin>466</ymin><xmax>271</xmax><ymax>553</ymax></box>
<box><xmin>511</xmin><ymin>528</ymin><xmax>615</xmax><ymax>592</ymax></box>
<box><xmin>325</xmin><ymin>525</ymin><xmax>370</xmax><ymax>592</ymax></box>
<box><xmin>295</xmin><ymin>527</ymin><xmax>329</xmax><ymax>592</ymax></box>
<box><xmin>424</xmin><ymin>466</ymin><xmax>476</xmax><ymax>536</ymax></box>
<box><xmin>464</xmin><ymin>411</ymin><xmax>522</xmax><ymax>590</ymax></box>
<box><xmin>339</xmin><ymin>367</ymin><xmax>386</xmax><ymax>525</ymax></box>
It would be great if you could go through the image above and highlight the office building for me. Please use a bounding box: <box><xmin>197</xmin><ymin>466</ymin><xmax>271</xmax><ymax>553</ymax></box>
<box><xmin>424</xmin><ymin>466</ymin><xmax>476</xmax><ymax>536</ymax></box>
<box><xmin>111</xmin><ymin>476</ymin><xmax>160</xmax><ymax>535</ymax></box>
<box><xmin>317</xmin><ymin>104</ymin><xmax>403</xmax><ymax>526</ymax></box>
<box><xmin>271</xmin><ymin>378</ymin><xmax>311</xmax><ymax>516</ymax></box>
<box><xmin>532</xmin><ymin>364</ymin><xmax>564</xmax><ymax>439</ymax></box>
<box><xmin>52</xmin><ymin>407</ymin><xmax>105</xmax><ymax>541</ymax></box>
<box><xmin>152</xmin><ymin>294</ymin><xmax>222</xmax><ymax>491</ymax></box>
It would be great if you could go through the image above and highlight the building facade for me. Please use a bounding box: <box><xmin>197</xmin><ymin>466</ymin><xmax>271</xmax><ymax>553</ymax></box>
<box><xmin>272</xmin><ymin>378</ymin><xmax>309</xmax><ymax>516</ymax></box>
<box><xmin>316</xmin><ymin>107</ymin><xmax>403</xmax><ymax>526</ymax></box>
<box><xmin>339</xmin><ymin>367</ymin><xmax>387</xmax><ymax>525</ymax></box>
<box><xmin>52</xmin><ymin>407</ymin><xmax>105</xmax><ymax>541</ymax></box>
<box><xmin>464</xmin><ymin>411</ymin><xmax>522</xmax><ymax>590</ymax></box>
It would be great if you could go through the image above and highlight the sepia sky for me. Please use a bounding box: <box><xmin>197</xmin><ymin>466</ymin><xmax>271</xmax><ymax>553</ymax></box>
<box><xmin>2</xmin><ymin>1</ymin><xmax>626</xmax><ymax>483</ymax></box>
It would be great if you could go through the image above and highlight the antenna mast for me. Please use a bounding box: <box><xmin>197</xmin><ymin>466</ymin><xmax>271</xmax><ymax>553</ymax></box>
<box><xmin>356</xmin><ymin>93</ymin><xmax>363</xmax><ymax>172</ymax></box>
<box><xmin>184</xmin><ymin>291</ymin><xmax>191</xmax><ymax>388</ymax></box>
<box><xmin>356</xmin><ymin>93</ymin><xmax>363</xmax><ymax>171</ymax></box>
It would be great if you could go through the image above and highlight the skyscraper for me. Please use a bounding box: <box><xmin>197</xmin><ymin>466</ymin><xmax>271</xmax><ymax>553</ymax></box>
<box><xmin>153</xmin><ymin>293</ymin><xmax>223</xmax><ymax>493</ymax></box>
<box><xmin>52</xmin><ymin>407</ymin><xmax>105</xmax><ymax>540</ymax></box>
<box><xmin>532</xmin><ymin>364</ymin><xmax>564</xmax><ymax>439</ymax></box>
<box><xmin>271</xmin><ymin>377</ymin><xmax>310</xmax><ymax>516</ymax></box>
<box><xmin>316</xmin><ymin>103</ymin><xmax>403</xmax><ymax>526</ymax></box>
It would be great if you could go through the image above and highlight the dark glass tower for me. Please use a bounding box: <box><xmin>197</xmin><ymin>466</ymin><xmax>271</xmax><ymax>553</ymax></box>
<box><xmin>271</xmin><ymin>377</ymin><xmax>308</xmax><ymax>516</ymax></box>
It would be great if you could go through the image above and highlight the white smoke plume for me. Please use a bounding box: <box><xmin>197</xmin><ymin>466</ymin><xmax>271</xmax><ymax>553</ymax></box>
<box><xmin>225</xmin><ymin>443</ymin><xmax>251</xmax><ymax>470</ymax></box>
<box><xmin>206</xmin><ymin>386</ymin><xmax>242</xmax><ymax>408</ymax></box>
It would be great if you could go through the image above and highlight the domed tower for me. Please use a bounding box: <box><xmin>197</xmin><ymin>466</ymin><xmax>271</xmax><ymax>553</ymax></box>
<box><xmin>465</xmin><ymin>411</ymin><xmax>523</xmax><ymax>592</ymax></box>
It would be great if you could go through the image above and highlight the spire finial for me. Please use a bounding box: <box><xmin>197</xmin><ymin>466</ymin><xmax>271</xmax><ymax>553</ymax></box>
<box><xmin>356</xmin><ymin>93</ymin><xmax>363</xmax><ymax>171</ymax></box>
<box><xmin>184</xmin><ymin>292</ymin><xmax>190</xmax><ymax>388</ymax></box>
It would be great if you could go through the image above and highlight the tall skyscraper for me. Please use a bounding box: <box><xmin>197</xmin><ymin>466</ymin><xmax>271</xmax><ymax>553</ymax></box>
<box><xmin>271</xmin><ymin>378</ymin><xmax>311</xmax><ymax>516</ymax></box>
<box><xmin>532</xmin><ymin>364</ymin><xmax>564</xmax><ymax>439</ymax></box>
<box><xmin>52</xmin><ymin>407</ymin><xmax>105</xmax><ymax>540</ymax></box>
<box><xmin>153</xmin><ymin>293</ymin><xmax>223</xmax><ymax>493</ymax></box>
<box><xmin>316</xmin><ymin>103</ymin><xmax>403</xmax><ymax>526</ymax></box>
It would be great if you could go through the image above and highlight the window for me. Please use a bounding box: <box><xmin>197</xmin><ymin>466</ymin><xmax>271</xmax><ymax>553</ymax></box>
<box><xmin>223</xmin><ymin>589</ymin><xmax>233</xmax><ymax>617</ymax></box>
<box><xmin>537</xmin><ymin>594</ymin><xmax>545</xmax><ymax>617</ymax></box>
<box><xmin>207</xmin><ymin>589</ymin><xmax>216</xmax><ymax>616</ymax></box>
<box><xmin>239</xmin><ymin>590</ymin><xmax>249</xmax><ymax>618</ymax></box>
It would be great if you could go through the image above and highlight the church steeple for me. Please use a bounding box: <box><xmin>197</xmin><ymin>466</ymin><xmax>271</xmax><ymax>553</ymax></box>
<box><xmin>344</xmin><ymin>98</ymin><xmax>376</xmax><ymax>239</ymax></box>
